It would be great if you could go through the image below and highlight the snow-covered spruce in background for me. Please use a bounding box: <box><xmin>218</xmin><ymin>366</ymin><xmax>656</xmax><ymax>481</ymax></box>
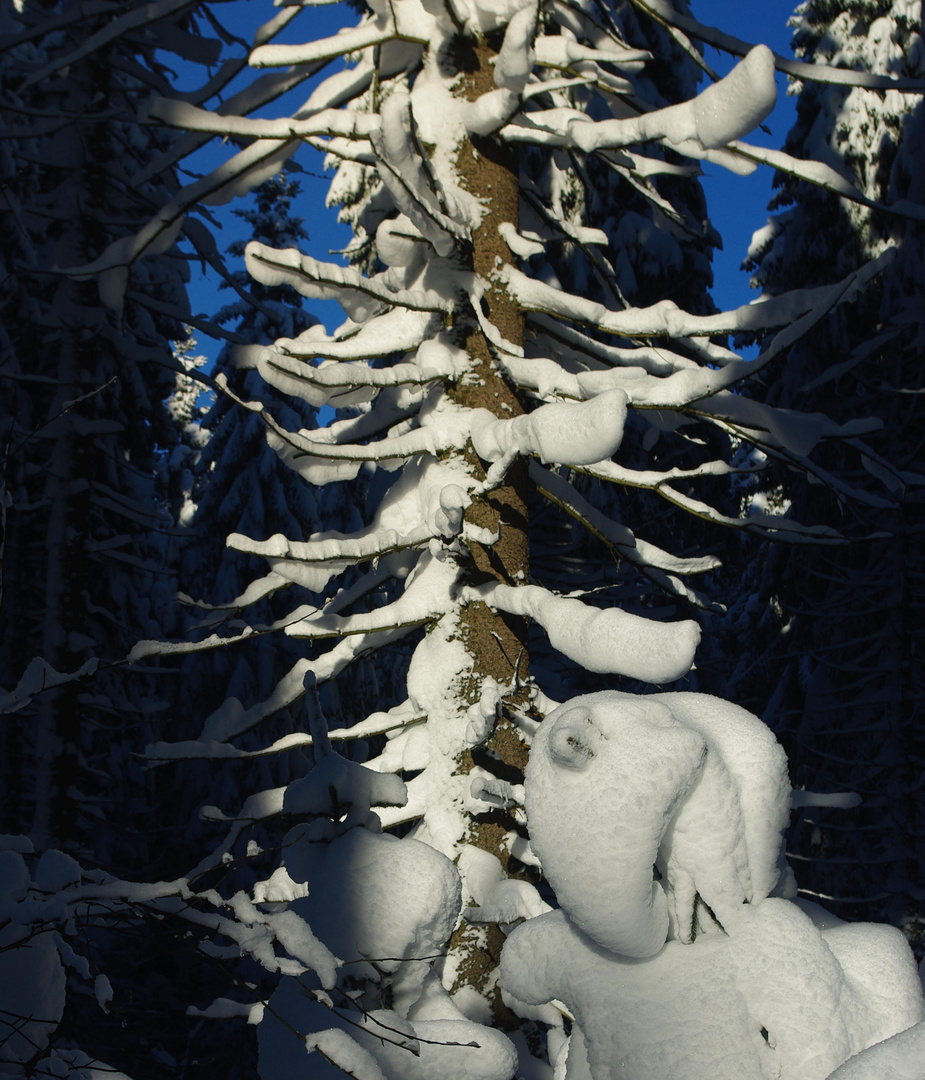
<box><xmin>726</xmin><ymin>0</ymin><xmax>925</xmax><ymax>937</ymax></box>
<box><xmin>115</xmin><ymin>0</ymin><xmax>925</xmax><ymax>1077</ymax></box>
<box><xmin>0</xmin><ymin>1</ymin><xmax>227</xmax><ymax>1075</ymax></box>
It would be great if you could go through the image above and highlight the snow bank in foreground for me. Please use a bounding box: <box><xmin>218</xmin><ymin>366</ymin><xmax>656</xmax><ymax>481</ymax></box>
<box><xmin>502</xmin><ymin>690</ymin><xmax>925</xmax><ymax>1080</ymax></box>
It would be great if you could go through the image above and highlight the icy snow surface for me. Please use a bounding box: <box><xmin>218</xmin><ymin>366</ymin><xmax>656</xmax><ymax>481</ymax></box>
<box><xmin>502</xmin><ymin>691</ymin><xmax>925</xmax><ymax>1080</ymax></box>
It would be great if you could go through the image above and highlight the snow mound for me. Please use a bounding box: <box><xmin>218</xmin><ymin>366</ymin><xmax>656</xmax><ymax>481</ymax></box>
<box><xmin>503</xmin><ymin>690</ymin><xmax>925</xmax><ymax>1080</ymax></box>
<box><xmin>259</xmin><ymin>828</ymin><xmax>516</xmax><ymax>1080</ymax></box>
<box><xmin>826</xmin><ymin>1021</ymin><xmax>925</xmax><ymax>1080</ymax></box>
<box><xmin>287</xmin><ymin>829</ymin><xmax>460</xmax><ymax>997</ymax></box>
<box><xmin>502</xmin><ymin>903</ymin><xmax>924</xmax><ymax>1080</ymax></box>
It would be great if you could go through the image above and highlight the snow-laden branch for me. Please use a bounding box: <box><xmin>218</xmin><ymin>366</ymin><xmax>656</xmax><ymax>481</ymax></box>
<box><xmin>143</xmin><ymin>97</ymin><xmax>380</xmax><ymax>142</ymax></box>
<box><xmin>178</xmin><ymin>570</ymin><xmax>291</xmax><ymax>617</ymax></box>
<box><xmin>267</xmin><ymin>309</ymin><xmax>442</xmax><ymax>366</ymax></box>
<box><xmin>504</xmin><ymin>257</ymin><xmax>886</xmax><ymax>343</ymax></box>
<box><xmin>283</xmin><ymin>551</ymin><xmax>454</xmax><ymax>641</ymax></box>
<box><xmin>245</xmin><ymin>244</ymin><xmax>454</xmax><ymax>316</ymax></box>
<box><xmin>727</xmin><ymin>140</ymin><xmax>925</xmax><ymax>225</ymax></box>
<box><xmin>58</xmin><ymin>135</ymin><xmax>301</xmax><ymax>304</ymax></box>
<box><xmin>213</xmin><ymin>374</ymin><xmax>466</xmax><ymax>484</ymax></box>
<box><xmin>144</xmin><ymin>622</ymin><xmax>412</xmax><ymax>749</ymax></box>
<box><xmin>0</xmin><ymin>657</ymin><xmax>99</xmax><ymax>714</ymax></box>
<box><xmin>472</xmin><ymin>582</ymin><xmax>700</xmax><ymax>685</ymax></box>
<box><xmin>145</xmin><ymin>705</ymin><xmax>424</xmax><ymax>762</ymax></box>
<box><xmin>628</xmin><ymin>0</ymin><xmax>925</xmax><ymax>92</ymax></box>
<box><xmin>470</xmin><ymin>389</ymin><xmax>628</xmax><ymax>467</ymax></box>
<box><xmin>581</xmin><ymin>458</ymin><xmax>844</xmax><ymax>542</ymax></box>
<box><xmin>229</xmin><ymin>524</ymin><xmax>436</xmax><ymax>594</ymax></box>
<box><xmin>371</xmin><ymin>90</ymin><xmax>477</xmax><ymax>252</ymax></box>
<box><xmin>503</xmin><ymin>45</ymin><xmax>776</xmax><ymax>159</ymax></box>
<box><xmin>236</xmin><ymin>345</ymin><xmax>467</xmax><ymax>411</ymax></box>
<box><xmin>22</xmin><ymin>0</ymin><xmax>213</xmax><ymax>88</ymax></box>
<box><xmin>529</xmin><ymin>462</ymin><xmax>721</xmax><ymax>611</ymax></box>
<box><xmin>533</xmin><ymin>35</ymin><xmax>650</xmax><ymax>73</ymax></box>
<box><xmin>249</xmin><ymin>14</ymin><xmax>419</xmax><ymax>68</ymax></box>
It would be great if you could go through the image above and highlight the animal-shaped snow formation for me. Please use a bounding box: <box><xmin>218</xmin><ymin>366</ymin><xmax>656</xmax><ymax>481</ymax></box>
<box><xmin>501</xmin><ymin>691</ymin><xmax>925</xmax><ymax>1080</ymax></box>
<box><xmin>524</xmin><ymin>691</ymin><xmax>791</xmax><ymax>956</ymax></box>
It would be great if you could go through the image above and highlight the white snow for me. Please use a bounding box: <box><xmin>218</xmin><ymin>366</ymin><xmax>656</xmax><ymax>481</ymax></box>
<box><xmin>479</xmin><ymin>584</ymin><xmax>700</xmax><ymax>684</ymax></box>
<box><xmin>282</xmin><ymin>753</ymin><xmax>408</xmax><ymax>818</ymax></box>
<box><xmin>262</xmin><ymin>982</ymin><xmax>518</xmax><ymax>1080</ymax></box>
<box><xmin>0</xmin><ymin>929</ymin><xmax>66</xmax><ymax>1067</ymax></box>
<box><xmin>305</xmin><ymin>1028</ymin><xmax>388</xmax><ymax>1080</ymax></box>
<box><xmin>257</xmin><ymin>822</ymin><xmax>518</xmax><ymax>1080</ymax></box>
<box><xmin>502</xmin><ymin>901</ymin><xmax>925</xmax><ymax>1080</ymax></box>
<box><xmin>503</xmin><ymin>46</ymin><xmax>776</xmax><ymax>159</ymax></box>
<box><xmin>285</xmin><ymin>829</ymin><xmax>460</xmax><ymax>988</ymax></box>
<box><xmin>228</xmin><ymin>451</ymin><xmax>472</xmax><ymax>592</ymax></box>
<box><xmin>470</xmin><ymin>389</ymin><xmax>628</xmax><ymax>468</ymax></box>
<box><xmin>134</xmin><ymin>7</ymin><xmax>925</xmax><ymax>1080</ymax></box>
<box><xmin>826</xmin><ymin>1021</ymin><xmax>925</xmax><ymax>1080</ymax></box>
<box><xmin>502</xmin><ymin>691</ymin><xmax>925</xmax><ymax>1079</ymax></box>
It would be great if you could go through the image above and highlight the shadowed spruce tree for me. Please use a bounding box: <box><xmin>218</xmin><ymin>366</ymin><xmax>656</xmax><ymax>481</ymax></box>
<box><xmin>0</xmin><ymin>5</ymin><xmax>336</xmax><ymax>1077</ymax></box>
<box><xmin>729</xmin><ymin>0</ymin><xmax>925</xmax><ymax>939</ymax></box>
<box><xmin>0</xmin><ymin>0</ymin><xmax>219</xmax><ymax>870</ymax></box>
<box><xmin>161</xmin><ymin>173</ymin><xmax>322</xmax><ymax>870</ymax></box>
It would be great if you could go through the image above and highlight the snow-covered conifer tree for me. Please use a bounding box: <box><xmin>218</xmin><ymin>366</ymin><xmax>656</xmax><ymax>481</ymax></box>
<box><xmin>159</xmin><ymin>174</ymin><xmax>326</xmax><ymax>870</ymax></box>
<box><xmin>0</xmin><ymin>3</ymin><xmax>274</xmax><ymax>1075</ymax></box>
<box><xmin>125</xmin><ymin>0</ymin><xmax>925</xmax><ymax>1076</ymax></box>
<box><xmin>733</xmin><ymin>0</ymin><xmax>925</xmax><ymax>937</ymax></box>
<box><xmin>0</xmin><ymin>0</ymin><xmax>238</xmax><ymax>869</ymax></box>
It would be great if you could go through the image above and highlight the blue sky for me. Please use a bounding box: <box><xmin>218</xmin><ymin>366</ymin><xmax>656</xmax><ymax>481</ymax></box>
<box><xmin>182</xmin><ymin>0</ymin><xmax>802</xmax><ymax>363</ymax></box>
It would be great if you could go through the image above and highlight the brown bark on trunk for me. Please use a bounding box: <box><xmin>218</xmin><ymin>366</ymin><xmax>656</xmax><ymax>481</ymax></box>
<box><xmin>444</xmin><ymin>31</ymin><xmax>535</xmax><ymax>1019</ymax></box>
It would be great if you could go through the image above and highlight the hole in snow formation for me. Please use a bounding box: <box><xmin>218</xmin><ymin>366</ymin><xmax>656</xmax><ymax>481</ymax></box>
<box><xmin>548</xmin><ymin>707</ymin><xmax>597</xmax><ymax>770</ymax></box>
<box><xmin>692</xmin><ymin>894</ymin><xmax>722</xmax><ymax>940</ymax></box>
